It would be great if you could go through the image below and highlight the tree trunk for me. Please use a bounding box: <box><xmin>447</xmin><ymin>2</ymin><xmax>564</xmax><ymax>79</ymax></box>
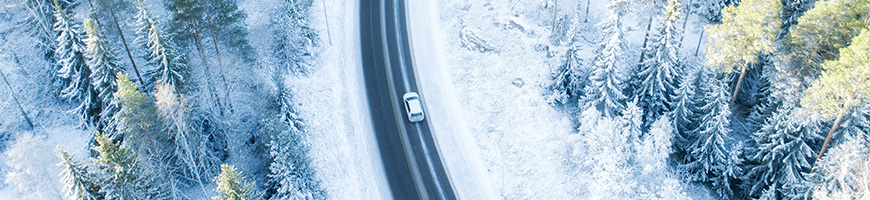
<box><xmin>811</xmin><ymin>109</ymin><xmax>846</xmax><ymax>173</ymax></box>
<box><xmin>204</xmin><ymin>6</ymin><xmax>234</xmax><ymax>113</ymax></box>
<box><xmin>729</xmin><ymin>62</ymin><xmax>749</xmax><ymax>107</ymax></box>
<box><xmin>106</xmin><ymin>5</ymin><xmax>143</xmax><ymax>86</ymax></box>
<box><xmin>584</xmin><ymin>0</ymin><xmax>591</xmax><ymax>23</ymax></box>
<box><xmin>639</xmin><ymin>15</ymin><xmax>654</xmax><ymax>64</ymax></box>
<box><xmin>193</xmin><ymin>29</ymin><xmax>225</xmax><ymax>117</ymax></box>
<box><xmin>694</xmin><ymin>28</ymin><xmax>704</xmax><ymax>56</ymax></box>
<box><xmin>679</xmin><ymin>0</ymin><xmax>693</xmax><ymax>49</ymax></box>
<box><xmin>0</xmin><ymin>68</ymin><xmax>35</xmax><ymax>130</ymax></box>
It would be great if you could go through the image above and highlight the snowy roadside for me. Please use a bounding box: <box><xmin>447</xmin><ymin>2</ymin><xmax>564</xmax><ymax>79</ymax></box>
<box><xmin>290</xmin><ymin>0</ymin><xmax>387</xmax><ymax>199</ymax></box>
<box><xmin>241</xmin><ymin>0</ymin><xmax>386</xmax><ymax>198</ymax></box>
<box><xmin>403</xmin><ymin>0</ymin><xmax>496</xmax><ymax>199</ymax></box>
<box><xmin>429</xmin><ymin>0</ymin><xmax>579</xmax><ymax>199</ymax></box>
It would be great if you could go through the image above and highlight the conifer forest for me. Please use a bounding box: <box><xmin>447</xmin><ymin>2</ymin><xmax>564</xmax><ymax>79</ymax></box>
<box><xmin>0</xmin><ymin>0</ymin><xmax>867</xmax><ymax>199</ymax></box>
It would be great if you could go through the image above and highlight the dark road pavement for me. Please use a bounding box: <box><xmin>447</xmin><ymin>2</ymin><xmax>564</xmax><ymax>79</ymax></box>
<box><xmin>359</xmin><ymin>0</ymin><xmax>456</xmax><ymax>199</ymax></box>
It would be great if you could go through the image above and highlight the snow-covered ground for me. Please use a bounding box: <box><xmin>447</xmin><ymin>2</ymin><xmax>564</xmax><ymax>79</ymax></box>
<box><xmin>420</xmin><ymin>0</ymin><xmax>715</xmax><ymax>199</ymax></box>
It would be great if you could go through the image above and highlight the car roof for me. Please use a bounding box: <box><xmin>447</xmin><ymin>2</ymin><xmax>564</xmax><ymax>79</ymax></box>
<box><xmin>407</xmin><ymin>98</ymin><xmax>423</xmax><ymax>113</ymax></box>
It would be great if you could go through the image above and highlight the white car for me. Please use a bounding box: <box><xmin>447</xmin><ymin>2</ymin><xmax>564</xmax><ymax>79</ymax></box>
<box><xmin>403</xmin><ymin>92</ymin><xmax>425</xmax><ymax>122</ymax></box>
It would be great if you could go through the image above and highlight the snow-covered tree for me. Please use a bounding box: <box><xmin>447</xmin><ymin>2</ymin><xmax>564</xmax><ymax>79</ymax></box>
<box><xmin>21</xmin><ymin>0</ymin><xmax>73</xmax><ymax>87</ymax></box>
<box><xmin>744</xmin><ymin>108</ymin><xmax>822</xmax><ymax>198</ymax></box>
<box><xmin>58</xmin><ymin>150</ymin><xmax>103</xmax><ymax>200</ymax></box>
<box><xmin>583</xmin><ymin>0</ymin><xmax>631</xmax><ymax>117</ymax></box>
<box><xmin>547</xmin><ymin>48</ymin><xmax>587</xmax><ymax>105</ymax></box>
<box><xmin>712</xmin><ymin>143</ymin><xmax>744</xmax><ymax>199</ymax></box>
<box><xmin>266</xmin><ymin>85</ymin><xmax>323</xmax><ymax>199</ymax></box>
<box><xmin>92</xmin><ymin>132</ymin><xmax>168</xmax><ymax>199</ymax></box>
<box><xmin>213</xmin><ymin>164</ymin><xmax>262</xmax><ymax>200</ymax></box>
<box><xmin>577</xmin><ymin>108</ymin><xmax>639</xmax><ymax>199</ymax></box>
<box><xmin>83</xmin><ymin>18</ymin><xmax>122</xmax><ymax>133</ymax></box>
<box><xmin>804</xmin><ymin>137</ymin><xmax>870</xmax><ymax>200</ymax></box>
<box><xmin>54</xmin><ymin>1</ymin><xmax>101</xmax><ymax>126</ymax></box>
<box><xmin>681</xmin><ymin>75</ymin><xmax>732</xmax><ymax>183</ymax></box>
<box><xmin>4</xmin><ymin>134</ymin><xmax>65</xmax><ymax>200</ymax></box>
<box><xmin>637</xmin><ymin>0</ymin><xmax>682</xmax><ymax>127</ymax></box>
<box><xmin>640</xmin><ymin>116</ymin><xmax>675</xmax><ymax>173</ymax></box>
<box><xmin>135</xmin><ymin>1</ymin><xmax>189</xmax><ymax>92</ymax></box>
<box><xmin>622</xmin><ymin>98</ymin><xmax>643</xmax><ymax>150</ymax></box>
<box><xmin>272</xmin><ymin>0</ymin><xmax>318</xmax><ymax>75</ymax></box>
<box><xmin>705</xmin><ymin>0</ymin><xmax>781</xmax><ymax>106</ymax></box>
<box><xmin>154</xmin><ymin>82</ymin><xmax>220</xmax><ymax>184</ymax></box>
<box><xmin>668</xmin><ymin>66</ymin><xmax>699</xmax><ymax>155</ymax></box>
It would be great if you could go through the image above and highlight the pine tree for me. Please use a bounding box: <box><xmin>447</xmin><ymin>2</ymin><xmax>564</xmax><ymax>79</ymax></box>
<box><xmin>213</xmin><ymin>164</ymin><xmax>262</xmax><ymax>200</ymax></box>
<box><xmin>57</xmin><ymin>149</ymin><xmax>104</xmax><ymax>200</ymax></box>
<box><xmin>92</xmin><ymin>132</ymin><xmax>167</xmax><ymax>199</ymax></box>
<box><xmin>705</xmin><ymin>0</ymin><xmax>781</xmax><ymax>106</ymax></box>
<box><xmin>54</xmin><ymin>1</ymin><xmax>101</xmax><ymax>126</ymax></box>
<box><xmin>681</xmin><ymin>76</ymin><xmax>732</xmax><ymax>184</ymax></box>
<box><xmin>745</xmin><ymin>108</ymin><xmax>822</xmax><ymax>198</ymax></box>
<box><xmin>83</xmin><ymin>18</ymin><xmax>122</xmax><ymax>133</ymax></box>
<box><xmin>583</xmin><ymin>0</ymin><xmax>631</xmax><ymax>117</ymax></box>
<box><xmin>786</xmin><ymin>0</ymin><xmax>870</xmax><ymax>74</ymax></box>
<box><xmin>135</xmin><ymin>1</ymin><xmax>189</xmax><ymax>92</ymax></box>
<box><xmin>113</xmin><ymin>72</ymin><xmax>165</xmax><ymax>152</ymax></box>
<box><xmin>802</xmin><ymin>29</ymin><xmax>870</xmax><ymax>175</ymax></box>
<box><xmin>637</xmin><ymin>0</ymin><xmax>682</xmax><ymax>128</ymax></box>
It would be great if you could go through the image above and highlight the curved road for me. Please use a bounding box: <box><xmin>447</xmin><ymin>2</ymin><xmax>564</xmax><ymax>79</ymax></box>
<box><xmin>359</xmin><ymin>0</ymin><xmax>456</xmax><ymax>199</ymax></box>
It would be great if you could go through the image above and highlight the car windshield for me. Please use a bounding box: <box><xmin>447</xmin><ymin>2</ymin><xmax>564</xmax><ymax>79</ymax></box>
<box><xmin>411</xmin><ymin>113</ymin><xmax>422</xmax><ymax>117</ymax></box>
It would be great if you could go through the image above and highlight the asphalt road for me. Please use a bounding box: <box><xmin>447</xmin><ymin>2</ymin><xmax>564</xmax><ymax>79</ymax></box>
<box><xmin>359</xmin><ymin>0</ymin><xmax>456</xmax><ymax>199</ymax></box>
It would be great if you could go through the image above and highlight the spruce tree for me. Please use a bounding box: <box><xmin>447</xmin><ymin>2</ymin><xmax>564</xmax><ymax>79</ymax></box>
<box><xmin>547</xmin><ymin>47</ymin><xmax>589</xmax><ymax>105</ymax></box>
<box><xmin>705</xmin><ymin>0</ymin><xmax>781</xmax><ymax>106</ymax></box>
<box><xmin>637</xmin><ymin>0</ymin><xmax>682</xmax><ymax>128</ymax></box>
<box><xmin>745</xmin><ymin>108</ymin><xmax>822</xmax><ymax>198</ymax></box>
<box><xmin>83</xmin><ymin>18</ymin><xmax>122</xmax><ymax>133</ymax></box>
<box><xmin>213</xmin><ymin>164</ymin><xmax>262</xmax><ymax>200</ymax></box>
<box><xmin>272</xmin><ymin>0</ymin><xmax>318</xmax><ymax>75</ymax></box>
<box><xmin>135</xmin><ymin>1</ymin><xmax>189</xmax><ymax>92</ymax></box>
<box><xmin>267</xmin><ymin>85</ymin><xmax>324</xmax><ymax>199</ymax></box>
<box><xmin>58</xmin><ymin>149</ymin><xmax>104</xmax><ymax>200</ymax></box>
<box><xmin>583</xmin><ymin>0</ymin><xmax>631</xmax><ymax>117</ymax></box>
<box><xmin>54</xmin><ymin>1</ymin><xmax>101</xmax><ymax>126</ymax></box>
<box><xmin>668</xmin><ymin>66</ymin><xmax>699</xmax><ymax>156</ymax></box>
<box><xmin>22</xmin><ymin>0</ymin><xmax>73</xmax><ymax>87</ymax></box>
<box><xmin>681</xmin><ymin>76</ymin><xmax>732</xmax><ymax>184</ymax></box>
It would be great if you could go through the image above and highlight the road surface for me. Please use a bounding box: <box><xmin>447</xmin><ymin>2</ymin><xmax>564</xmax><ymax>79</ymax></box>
<box><xmin>359</xmin><ymin>0</ymin><xmax>456</xmax><ymax>199</ymax></box>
